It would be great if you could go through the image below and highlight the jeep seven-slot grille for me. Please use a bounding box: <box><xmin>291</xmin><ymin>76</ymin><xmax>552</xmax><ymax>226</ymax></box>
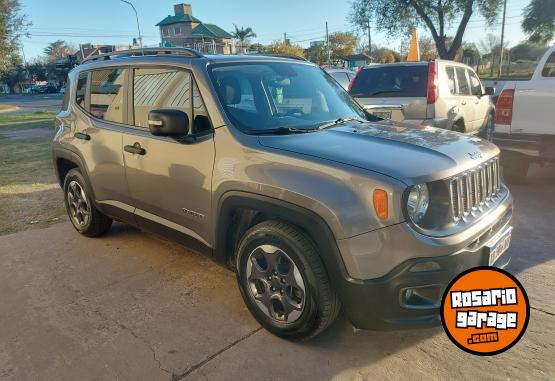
<box><xmin>449</xmin><ymin>157</ymin><xmax>501</xmax><ymax>222</ymax></box>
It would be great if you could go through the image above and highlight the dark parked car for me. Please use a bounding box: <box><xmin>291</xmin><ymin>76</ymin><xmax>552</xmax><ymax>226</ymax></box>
<box><xmin>31</xmin><ymin>85</ymin><xmax>58</xmax><ymax>94</ymax></box>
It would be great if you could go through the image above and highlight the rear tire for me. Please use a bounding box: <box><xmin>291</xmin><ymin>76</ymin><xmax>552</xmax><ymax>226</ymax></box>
<box><xmin>63</xmin><ymin>169</ymin><xmax>112</xmax><ymax>237</ymax></box>
<box><xmin>235</xmin><ymin>220</ymin><xmax>340</xmax><ymax>340</ymax></box>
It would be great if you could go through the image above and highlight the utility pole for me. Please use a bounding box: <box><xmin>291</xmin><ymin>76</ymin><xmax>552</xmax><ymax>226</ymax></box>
<box><xmin>497</xmin><ymin>0</ymin><xmax>507</xmax><ymax>79</ymax></box>
<box><xmin>326</xmin><ymin>21</ymin><xmax>331</xmax><ymax>66</ymax></box>
<box><xmin>284</xmin><ymin>32</ymin><xmax>287</xmax><ymax>44</ymax></box>
<box><xmin>367</xmin><ymin>19</ymin><xmax>372</xmax><ymax>59</ymax></box>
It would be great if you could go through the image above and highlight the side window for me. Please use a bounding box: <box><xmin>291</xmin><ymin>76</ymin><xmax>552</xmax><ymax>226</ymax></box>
<box><xmin>445</xmin><ymin>66</ymin><xmax>456</xmax><ymax>95</ymax></box>
<box><xmin>541</xmin><ymin>52</ymin><xmax>555</xmax><ymax>77</ymax></box>
<box><xmin>331</xmin><ymin>72</ymin><xmax>350</xmax><ymax>89</ymax></box>
<box><xmin>133</xmin><ymin>67</ymin><xmax>191</xmax><ymax>128</ymax></box>
<box><xmin>75</xmin><ymin>72</ymin><xmax>88</xmax><ymax>110</ymax></box>
<box><xmin>90</xmin><ymin>68</ymin><xmax>127</xmax><ymax>123</ymax></box>
<box><xmin>192</xmin><ymin>79</ymin><xmax>212</xmax><ymax>133</ymax></box>
<box><xmin>455</xmin><ymin>67</ymin><xmax>470</xmax><ymax>95</ymax></box>
<box><xmin>468</xmin><ymin>69</ymin><xmax>483</xmax><ymax>96</ymax></box>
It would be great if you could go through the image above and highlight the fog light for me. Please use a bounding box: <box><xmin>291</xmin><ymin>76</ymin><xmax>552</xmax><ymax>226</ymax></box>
<box><xmin>400</xmin><ymin>285</ymin><xmax>443</xmax><ymax>309</ymax></box>
<box><xmin>409</xmin><ymin>261</ymin><xmax>441</xmax><ymax>272</ymax></box>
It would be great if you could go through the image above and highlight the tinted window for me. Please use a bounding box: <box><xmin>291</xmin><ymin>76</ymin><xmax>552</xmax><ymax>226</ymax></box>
<box><xmin>331</xmin><ymin>72</ymin><xmax>350</xmax><ymax>89</ymax></box>
<box><xmin>211</xmin><ymin>62</ymin><xmax>365</xmax><ymax>132</ymax></box>
<box><xmin>445</xmin><ymin>66</ymin><xmax>456</xmax><ymax>94</ymax></box>
<box><xmin>541</xmin><ymin>52</ymin><xmax>555</xmax><ymax>77</ymax></box>
<box><xmin>468</xmin><ymin>70</ymin><xmax>482</xmax><ymax>96</ymax></box>
<box><xmin>455</xmin><ymin>67</ymin><xmax>470</xmax><ymax>95</ymax></box>
<box><xmin>192</xmin><ymin>79</ymin><xmax>212</xmax><ymax>133</ymax></box>
<box><xmin>90</xmin><ymin>68</ymin><xmax>127</xmax><ymax>123</ymax></box>
<box><xmin>75</xmin><ymin>72</ymin><xmax>88</xmax><ymax>110</ymax></box>
<box><xmin>349</xmin><ymin>65</ymin><xmax>427</xmax><ymax>97</ymax></box>
<box><xmin>133</xmin><ymin>68</ymin><xmax>191</xmax><ymax>128</ymax></box>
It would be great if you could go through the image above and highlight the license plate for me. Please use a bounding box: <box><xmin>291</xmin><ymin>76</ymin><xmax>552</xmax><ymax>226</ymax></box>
<box><xmin>488</xmin><ymin>231</ymin><xmax>512</xmax><ymax>266</ymax></box>
<box><xmin>370</xmin><ymin>111</ymin><xmax>392</xmax><ymax>119</ymax></box>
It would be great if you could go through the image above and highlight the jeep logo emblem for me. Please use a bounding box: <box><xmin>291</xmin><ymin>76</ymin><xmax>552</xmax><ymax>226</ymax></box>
<box><xmin>468</xmin><ymin>151</ymin><xmax>482</xmax><ymax>160</ymax></box>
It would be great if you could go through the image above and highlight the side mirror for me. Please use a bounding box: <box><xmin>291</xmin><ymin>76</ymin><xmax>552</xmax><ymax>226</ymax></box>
<box><xmin>148</xmin><ymin>109</ymin><xmax>189</xmax><ymax>137</ymax></box>
<box><xmin>484</xmin><ymin>86</ymin><xmax>495</xmax><ymax>96</ymax></box>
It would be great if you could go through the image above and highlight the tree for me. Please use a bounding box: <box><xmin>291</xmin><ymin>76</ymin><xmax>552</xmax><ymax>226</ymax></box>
<box><xmin>522</xmin><ymin>0</ymin><xmax>555</xmax><ymax>44</ymax></box>
<box><xmin>0</xmin><ymin>54</ymin><xmax>24</xmax><ymax>93</ymax></box>
<box><xmin>307</xmin><ymin>43</ymin><xmax>328</xmax><ymax>65</ymax></box>
<box><xmin>329</xmin><ymin>32</ymin><xmax>358</xmax><ymax>61</ymax></box>
<box><xmin>480</xmin><ymin>33</ymin><xmax>508</xmax><ymax>76</ymax></box>
<box><xmin>349</xmin><ymin>0</ymin><xmax>503</xmax><ymax>60</ymax></box>
<box><xmin>0</xmin><ymin>0</ymin><xmax>27</xmax><ymax>75</ymax></box>
<box><xmin>231</xmin><ymin>25</ymin><xmax>256</xmax><ymax>53</ymax></box>
<box><xmin>249</xmin><ymin>42</ymin><xmax>266</xmax><ymax>53</ymax></box>
<box><xmin>43</xmin><ymin>40</ymin><xmax>75</xmax><ymax>62</ymax></box>
<box><xmin>266</xmin><ymin>41</ymin><xmax>304</xmax><ymax>57</ymax></box>
<box><xmin>27</xmin><ymin>58</ymin><xmax>47</xmax><ymax>82</ymax></box>
<box><xmin>462</xmin><ymin>42</ymin><xmax>481</xmax><ymax>67</ymax></box>
<box><xmin>419</xmin><ymin>36</ymin><xmax>438</xmax><ymax>60</ymax></box>
<box><xmin>373</xmin><ymin>47</ymin><xmax>401</xmax><ymax>63</ymax></box>
<box><xmin>510</xmin><ymin>42</ymin><xmax>548</xmax><ymax>62</ymax></box>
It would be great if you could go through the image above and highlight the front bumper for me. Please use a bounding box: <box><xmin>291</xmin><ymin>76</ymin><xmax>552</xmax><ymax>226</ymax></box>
<box><xmin>335</xmin><ymin>193</ymin><xmax>513</xmax><ymax>330</ymax></box>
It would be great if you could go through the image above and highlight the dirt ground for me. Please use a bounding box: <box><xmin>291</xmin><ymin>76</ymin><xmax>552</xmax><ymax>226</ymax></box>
<box><xmin>0</xmin><ymin>165</ymin><xmax>554</xmax><ymax>380</ymax></box>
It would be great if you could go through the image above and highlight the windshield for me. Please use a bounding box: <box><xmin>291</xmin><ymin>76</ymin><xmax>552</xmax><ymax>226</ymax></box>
<box><xmin>349</xmin><ymin>65</ymin><xmax>427</xmax><ymax>98</ymax></box>
<box><xmin>210</xmin><ymin>62</ymin><xmax>366</xmax><ymax>132</ymax></box>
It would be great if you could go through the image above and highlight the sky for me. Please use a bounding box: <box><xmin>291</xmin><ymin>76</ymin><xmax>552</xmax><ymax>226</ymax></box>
<box><xmin>19</xmin><ymin>0</ymin><xmax>535</xmax><ymax>61</ymax></box>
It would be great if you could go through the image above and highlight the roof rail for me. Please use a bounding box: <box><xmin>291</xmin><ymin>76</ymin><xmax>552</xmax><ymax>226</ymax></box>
<box><xmin>81</xmin><ymin>47</ymin><xmax>203</xmax><ymax>64</ymax></box>
<box><xmin>247</xmin><ymin>53</ymin><xmax>308</xmax><ymax>62</ymax></box>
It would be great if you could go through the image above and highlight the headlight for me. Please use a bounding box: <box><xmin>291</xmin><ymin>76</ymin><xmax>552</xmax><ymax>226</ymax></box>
<box><xmin>406</xmin><ymin>184</ymin><xmax>429</xmax><ymax>224</ymax></box>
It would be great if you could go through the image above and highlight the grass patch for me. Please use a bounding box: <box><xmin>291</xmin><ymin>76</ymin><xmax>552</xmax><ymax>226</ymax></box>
<box><xmin>0</xmin><ymin>112</ymin><xmax>67</xmax><ymax>235</ymax></box>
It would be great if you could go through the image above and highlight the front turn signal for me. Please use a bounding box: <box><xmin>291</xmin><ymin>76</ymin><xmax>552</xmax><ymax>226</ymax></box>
<box><xmin>373</xmin><ymin>189</ymin><xmax>388</xmax><ymax>220</ymax></box>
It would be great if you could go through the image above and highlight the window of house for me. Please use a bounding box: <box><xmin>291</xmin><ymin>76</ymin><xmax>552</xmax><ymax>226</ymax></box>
<box><xmin>468</xmin><ymin>69</ymin><xmax>483</xmax><ymax>96</ymax></box>
<box><xmin>133</xmin><ymin>67</ymin><xmax>192</xmax><ymax>128</ymax></box>
<box><xmin>174</xmin><ymin>27</ymin><xmax>181</xmax><ymax>35</ymax></box>
<box><xmin>89</xmin><ymin>68</ymin><xmax>127</xmax><ymax>123</ymax></box>
<box><xmin>445</xmin><ymin>66</ymin><xmax>456</xmax><ymax>95</ymax></box>
<box><xmin>163</xmin><ymin>28</ymin><xmax>169</xmax><ymax>36</ymax></box>
<box><xmin>455</xmin><ymin>67</ymin><xmax>470</xmax><ymax>95</ymax></box>
<box><xmin>75</xmin><ymin>71</ymin><xmax>88</xmax><ymax>110</ymax></box>
<box><xmin>542</xmin><ymin>52</ymin><xmax>555</xmax><ymax>77</ymax></box>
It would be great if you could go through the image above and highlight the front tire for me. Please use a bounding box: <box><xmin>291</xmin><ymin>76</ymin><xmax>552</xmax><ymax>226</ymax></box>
<box><xmin>235</xmin><ymin>220</ymin><xmax>340</xmax><ymax>340</ymax></box>
<box><xmin>63</xmin><ymin>169</ymin><xmax>112</xmax><ymax>237</ymax></box>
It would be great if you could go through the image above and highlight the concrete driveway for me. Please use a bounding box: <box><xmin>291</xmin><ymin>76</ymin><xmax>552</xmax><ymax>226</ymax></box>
<box><xmin>1</xmin><ymin>165</ymin><xmax>554</xmax><ymax>380</ymax></box>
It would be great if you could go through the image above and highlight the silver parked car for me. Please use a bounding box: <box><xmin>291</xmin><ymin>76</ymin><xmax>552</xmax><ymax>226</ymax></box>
<box><xmin>348</xmin><ymin>60</ymin><xmax>495</xmax><ymax>138</ymax></box>
<box><xmin>52</xmin><ymin>49</ymin><xmax>512</xmax><ymax>340</ymax></box>
<box><xmin>324</xmin><ymin>67</ymin><xmax>356</xmax><ymax>90</ymax></box>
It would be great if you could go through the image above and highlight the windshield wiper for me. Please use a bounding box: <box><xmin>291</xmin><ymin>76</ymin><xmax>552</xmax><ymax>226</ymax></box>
<box><xmin>318</xmin><ymin>116</ymin><xmax>365</xmax><ymax>130</ymax></box>
<box><xmin>249</xmin><ymin>127</ymin><xmax>317</xmax><ymax>135</ymax></box>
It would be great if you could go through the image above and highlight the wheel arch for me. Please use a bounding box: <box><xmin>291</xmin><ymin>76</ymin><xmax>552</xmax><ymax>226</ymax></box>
<box><xmin>214</xmin><ymin>191</ymin><xmax>351</xmax><ymax>292</ymax></box>
<box><xmin>53</xmin><ymin>148</ymin><xmax>98</xmax><ymax>203</ymax></box>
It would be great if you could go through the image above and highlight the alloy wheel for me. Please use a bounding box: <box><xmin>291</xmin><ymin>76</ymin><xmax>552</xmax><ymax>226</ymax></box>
<box><xmin>67</xmin><ymin>180</ymin><xmax>90</xmax><ymax>227</ymax></box>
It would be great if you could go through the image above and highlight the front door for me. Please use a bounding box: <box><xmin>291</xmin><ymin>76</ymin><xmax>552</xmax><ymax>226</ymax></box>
<box><xmin>122</xmin><ymin>67</ymin><xmax>215</xmax><ymax>246</ymax></box>
<box><xmin>468</xmin><ymin>69</ymin><xmax>490</xmax><ymax>131</ymax></box>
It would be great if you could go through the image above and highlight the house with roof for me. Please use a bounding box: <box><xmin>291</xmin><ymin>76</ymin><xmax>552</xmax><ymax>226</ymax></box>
<box><xmin>157</xmin><ymin>3</ymin><xmax>234</xmax><ymax>54</ymax></box>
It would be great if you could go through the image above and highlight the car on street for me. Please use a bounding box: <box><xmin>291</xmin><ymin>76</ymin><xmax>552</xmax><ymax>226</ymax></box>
<box><xmin>52</xmin><ymin>48</ymin><xmax>513</xmax><ymax>340</ymax></box>
<box><xmin>348</xmin><ymin>60</ymin><xmax>496</xmax><ymax>139</ymax></box>
<box><xmin>31</xmin><ymin>85</ymin><xmax>58</xmax><ymax>94</ymax></box>
<box><xmin>493</xmin><ymin>44</ymin><xmax>555</xmax><ymax>180</ymax></box>
<box><xmin>324</xmin><ymin>67</ymin><xmax>356</xmax><ymax>90</ymax></box>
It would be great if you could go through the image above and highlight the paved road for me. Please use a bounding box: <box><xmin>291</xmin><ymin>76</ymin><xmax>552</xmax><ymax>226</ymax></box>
<box><xmin>0</xmin><ymin>94</ymin><xmax>63</xmax><ymax>114</ymax></box>
<box><xmin>0</xmin><ymin>165</ymin><xmax>554</xmax><ymax>380</ymax></box>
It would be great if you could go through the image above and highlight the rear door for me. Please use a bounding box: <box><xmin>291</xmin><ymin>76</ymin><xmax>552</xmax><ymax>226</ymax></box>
<box><xmin>511</xmin><ymin>50</ymin><xmax>555</xmax><ymax>135</ymax></box>
<box><xmin>454</xmin><ymin>66</ymin><xmax>476</xmax><ymax>132</ymax></box>
<box><xmin>121</xmin><ymin>66</ymin><xmax>215</xmax><ymax>246</ymax></box>
<box><xmin>71</xmin><ymin>67</ymin><xmax>134</xmax><ymax>222</ymax></box>
<box><xmin>349</xmin><ymin>64</ymin><xmax>427</xmax><ymax>123</ymax></box>
<box><xmin>329</xmin><ymin>71</ymin><xmax>350</xmax><ymax>90</ymax></box>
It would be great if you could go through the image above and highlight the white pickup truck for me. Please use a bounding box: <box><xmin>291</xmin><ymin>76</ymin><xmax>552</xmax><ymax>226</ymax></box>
<box><xmin>494</xmin><ymin>44</ymin><xmax>555</xmax><ymax>179</ymax></box>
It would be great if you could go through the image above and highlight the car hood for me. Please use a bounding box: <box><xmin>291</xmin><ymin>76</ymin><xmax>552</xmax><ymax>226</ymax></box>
<box><xmin>258</xmin><ymin>121</ymin><xmax>500</xmax><ymax>184</ymax></box>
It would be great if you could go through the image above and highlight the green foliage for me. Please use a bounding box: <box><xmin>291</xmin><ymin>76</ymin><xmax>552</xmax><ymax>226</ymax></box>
<box><xmin>510</xmin><ymin>42</ymin><xmax>549</xmax><ymax>62</ymax></box>
<box><xmin>307</xmin><ymin>43</ymin><xmax>328</xmax><ymax>65</ymax></box>
<box><xmin>266</xmin><ymin>41</ymin><xmax>305</xmax><ymax>58</ymax></box>
<box><xmin>26</xmin><ymin>59</ymin><xmax>48</xmax><ymax>82</ymax></box>
<box><xmin>522</xmin><ymin>0</ymin><xmax>555</xmax><ymax>44</ymax></box>
<box><xmin>0</xmin><ymin>0</ymin><xmax>27</xmax><ymax>79</ymax></box>
<box><xmin>329</xmin><ymin>32</ymin><xmax>358</xmax><ymax>60</ymax></box>
<box><xmin>349</xmin><ymin>0</ymin><xmax>503</xmax><ymax>60</ymax></box>
<box><xmin>43</xmin><ymin>40</ymin><xmax>75</xmax><ymax>62</ymax></box>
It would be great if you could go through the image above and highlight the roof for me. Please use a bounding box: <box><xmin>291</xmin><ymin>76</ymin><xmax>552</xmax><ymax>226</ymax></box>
<box><xmin>343</xmin><ymin>53</ymin><xmax>373</xmax><ymax>61</ymax></box>
<box><xmin>190</xmin><ymin>23</ymin><xmax>232</xmax><ymax>39</ymax></box>
<box><xmin>156</xmin><ymin>13</ymin><xmax>202</xmax><ymax>26</ymax></box>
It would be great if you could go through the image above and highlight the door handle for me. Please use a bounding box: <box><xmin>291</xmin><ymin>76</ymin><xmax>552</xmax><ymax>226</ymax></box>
<box><xmin>74</xmin><ymin>132</ymin><xmax>90</xmax><ymax>140</ymax></box>
<box><xmin>124</xmin><ymin>142</ymin><xmax>146</xmax><ymax>155</ymax></box>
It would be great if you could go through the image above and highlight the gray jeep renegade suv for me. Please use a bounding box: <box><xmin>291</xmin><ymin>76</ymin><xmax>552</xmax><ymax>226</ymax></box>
<box><xmin>52</xmin><ymin>48</ymin><xmax>513</xmax><ymax>340</ymax></box>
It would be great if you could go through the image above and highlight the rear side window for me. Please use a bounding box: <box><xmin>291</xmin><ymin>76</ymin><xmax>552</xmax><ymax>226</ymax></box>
<box><xmin>349</xmin><ymin>65</ymin><xmax>427</xmax><ymax>97</ymax></box>
<box><xmin>455</xmin><ymin>67</ymin><xmax>470</xmax><ymax>95</ymax></box>
<box><xmin>75</xmin><ymin>72</ymin><xmax>88</xmax><ymax>109</ymax></box>
<box><xmin>445</xmin><ymin>66</ymin><xmax>456</xmax><ymax>94</ymax></box>
<box><xmin>541</xmin><ymin>52</ymin><xmax>555</xmax><ymax>77</ymax></box>
<box><xmin>133</xmin><ymin>68</ymin><xmax>192</xmax><ymax>128</ymax></box>
<box><xmin>90</xmin><ymin>68</ymin><xmax>128</xmax><ymax>123</ymax></box>
<box><xmin>331</xmin><ymin>72</ymin><xmax>350</xmax><ymax>89</ymax></box>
